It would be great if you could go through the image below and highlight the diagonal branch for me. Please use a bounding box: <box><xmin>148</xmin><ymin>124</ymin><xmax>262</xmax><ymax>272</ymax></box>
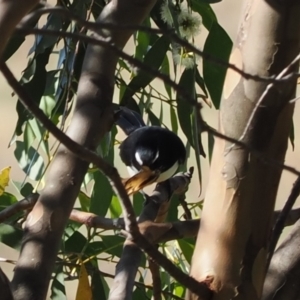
<box><xmin>1</xmin><ymin>49</ymin><xmax>210</xmax><ymax>300</ymax></box>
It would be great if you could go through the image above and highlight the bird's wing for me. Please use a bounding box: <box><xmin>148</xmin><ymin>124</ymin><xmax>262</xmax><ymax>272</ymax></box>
<box><xmin>115</xmin><ymin>107</ymin><xmax>146</xmax><ymax>135</ymax></box>
<box><xmin>122</xmin><ymin>167</ymin><xmax>160</xmax><ymax>195</ymax></box>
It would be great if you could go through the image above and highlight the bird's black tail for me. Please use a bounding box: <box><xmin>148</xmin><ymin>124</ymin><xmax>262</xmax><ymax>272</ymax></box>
<box><xmin>115</xmin><ymin>107</ymin><xmax>146</xmax><ymax>135</ymax></box>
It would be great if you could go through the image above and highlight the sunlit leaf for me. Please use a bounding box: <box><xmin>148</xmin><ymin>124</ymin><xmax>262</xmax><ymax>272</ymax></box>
<box><xmin>177</xmin><ymin>238</ymin><xmax>195</xmax><ymax>264</ymax></box>
<box><xmin>133</xmin><ymin>192</ymin><xmax>144</xmax><ymax>214</ymax></box>
<box><xmin>109</xmin><ymin>195</ymin><xmax>122</xmax><ymax>218</ymax></box>
<box><xmin>28</xmin><ymin>118</ymin><xmax>49</xmax><ymax>156</ymax></box>
<box><xmin>24</xmin><ymin>122</ymin><xmax>36</xmax><ymax>153</ymax></box>
<box><xmin>75</xmin><ymin>263</ymin><xmax>92</xmax><ymax>300</ymax></box>
<box><xmin>0</xmin><ymin>167</ymin><xmax>11</xmax><ymax>196</ymax></box>
<box><xmin>14</xmin><ymin>141</ymin><xmax>45</xmax><ymax>181</ymax></box>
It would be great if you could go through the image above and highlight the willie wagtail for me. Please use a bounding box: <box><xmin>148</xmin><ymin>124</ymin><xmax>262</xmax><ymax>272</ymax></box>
<box><xmin>116</xmin><ymin>107</ymin><xmax>186</xmax><ymax>195</ymax></box>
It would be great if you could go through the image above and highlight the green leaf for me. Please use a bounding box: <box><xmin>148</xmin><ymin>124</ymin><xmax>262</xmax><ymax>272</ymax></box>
<box><xmin>203</xmin><ymin>22</ymin><xmax>232</xmax><ymax>108</ymax></box>
<box><xmin>20</xmin><ymin>182</ymin><xmax>34</xmax><ymax>197</ymax></box>
<box><xmin>28</xmin><ymin>13</ymin><xmax>62</xmax><ymax>55</ymax></box>
<box><xmin>134</xmin><ymin>25</ymin><xmax>150</xmax><ymax>61</ymax></box>
<box><xmin>50</xmin><ymin>265</ymin><xmax>67</xmax><ymax>300</ymax></box>
<box><xmin>109</xmin><ymin>195</ymin><xmax>122</xmax><ymax>218</ymax></box>
<box><xmin>91</xmin><ymin>270</ymin><xmax>108</xmax><ymax>300</ymax></box>
<box><xmin>90</xmin><ymin>170</ymin><xmax>113</xmax><ymax>216</ymax></box>
<box><xmin>289</xmin><ymin>120</ymin><xmax>295</xmax><ymax>151</ymax></box>
<box><xmin>64</xmin><ymin>231</ymin><xmax>87</xmax><ymax>254</ymax></box>
<box><xmin>166</xmin><ymin>194</ymin><xmax>180</xmax><ymax>222</ymax></box>
<box><xmin>0</xmin><ymin>224</ymin><xmax>23</xmax><ymax>250</ymax></box>
<box><xmin>133</xmin><ymin>284</ymin><xmax>147</xmax><ymax>300</ymax></box>
<box><xmin>14</xmin><ymin>141</ymin><xmax>45</xmax><ymax>181</ymax></box>
<box><xmin>133</xmin><ymin>192</ymin><xmax>144</xmax><ymax>214</ymax></box>
<box><xmin>24</xmin><ymin>122</ymin><xmax>36</xmax><ymax>153</ymax></box>
<box><xmin>28</xmin><ymin>118</ymin><xmax>49</xmax><ymax>156</ymax></box>
<box><xmin>161</xmin><ymin>55</ymin><xmax>172</xmax><ymax>99</ymax></box>
<box><xmin>147</xmin><ymin>109</ymin><xmax>161</xmax><ymax>127</ymax></box>
<box><xmin>195</xmin><ymin>68</ymin><xmax>208</xmax><ymax>97</ymax></box>
<box><xmin>192</xmin><ymin>109</ymin><xmax>204</xmax><ymax>195</ymax></box>
<box><xmin>176</xmin><ymin>68</ymin><xmax>195</xmax><ymax>147</ymax></box>
<box><xmin>78</xmin><ymin>191</ymin><xmax>90</xmax><ymax>212</ymax></box>
<box><xmin>170</xmin><ymin>105</ymin><xmax>178</xmax><ymax>134</ymax></box>
<box><xmin>15</xmin><ymin>47</ymin><xmax>51</xmax><ymax>135</ymax></box>
<box><xmin>85</xmin><ymin>241</ymin><xmax>105</xmax><ymax>257</ymax></box>
<box><xmin>101</xmin><ymin>235</ymin><xmax>124</xmax><ymax>258</ymax></box>
<box><xmin>3</xmin><ymin>36</ymin><xmax>26</xmax><ymax>61</ymax></box>
<box><xmin>208</xmin><ymin>130</ymin><xmax>215</xmax><ymax>164</ymax></box>
<box><xmin>121</xmin><ymin>35</ymin><xmax>170</xmax><ymax>105</ymax></box>
<box><xmin>0</xmin><ymin>192</ymin><xmax>17</xmax><ymax>209</ymax></box>
<box><xmin>190</xmin><ymin>1</ymin><xmax>217</xmax><ymax>30</ymax></box>
<box><xmin>177</xmin><ymin>238</ymin><xmax>195</xmax><ymax>264</ymax></box>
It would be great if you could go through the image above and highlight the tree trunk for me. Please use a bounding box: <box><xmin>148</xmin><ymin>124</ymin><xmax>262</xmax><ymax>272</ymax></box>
<box><xmin>188</xmin><ymin>0</ymin><xmax>300</xmax><ymax>299</ymax></box>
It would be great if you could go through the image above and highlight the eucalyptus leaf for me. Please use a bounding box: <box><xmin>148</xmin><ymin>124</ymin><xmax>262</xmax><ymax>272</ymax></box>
<box><xmin>90</xmin><ymin>170</ymin><xmax>113</xmax><ymax>216</ymax></box>
<box><xmin>203</xmin><ymin>22</ymin><xmax>232</xmax><ymax>108</ymax></box>
<box><xmin>14</xmin><ymin>141</ymin><xmax>45</xmax><ymax>181</ymax></box>
<box><xmin>121</xmin><ymin>35</ymin><xmax>170</xmax><ymax>105</ymax></box>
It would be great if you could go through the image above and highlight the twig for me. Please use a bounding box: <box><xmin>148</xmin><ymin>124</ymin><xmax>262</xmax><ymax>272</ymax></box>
<box><xmin>149</xmin><ymin>253</ymin><xmax>162</xmax><ymax>300</ymax></box>
<box><xmin>12</xmin><ymin>27</ymin><xmax>300</xmax><ymax>179</ymax></box>
<box><xmin>15</xmin><ymin>27</ymin><xmax>199</xmax><ymax>107</ymax></box>
<box><xmin>0</xmin><ymin>61</ymin><xmax>138</xmax><ymax>232</ymax></box>
<box><xmin>19</xmin><ymin>5</ymin><xmax>298</xmax><ymax>85</ymax></box>
<box><xmin>0</xmin><ymin>63</ymin><xmax>210</xmax><ymax>297</ymax></box>
<box><xmin>237</xmin><ymin>53</ymin><xmax>300</xmax><ymax>146</ymax></box>
<box><xmin>267</xmin><ymin>175</ymin><xmax>300</xmax><ymax>269</ymax></box>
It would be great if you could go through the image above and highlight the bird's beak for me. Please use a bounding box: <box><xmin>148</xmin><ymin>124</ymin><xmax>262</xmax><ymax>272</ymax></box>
<box><xmin>122</xmin><ymin>166</ymin><xmax>160</xmax><ymax>195</ymax></box>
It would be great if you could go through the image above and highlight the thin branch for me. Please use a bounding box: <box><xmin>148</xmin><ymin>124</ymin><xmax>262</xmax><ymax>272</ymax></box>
<box><xmin>267</xmin><ymin>175</ymin><xmax>300</xmax><ymax>268</ymax></box>
<box><xmin>237</xmin><ymin>53</ymin><xmax>300</xmax><ymax>146</ymax></box>
<box><xmin>19</xmin><ymin>5</ymin><xmax>298</xmax><ymax>85</ymax></box>
<box><xmin>0</xmin><ymin>62</ymin><xmax>210</xmax><ymax>299</ymax></box>
<box><xmin>15</xmin><ymin>27</ymin><xmax>199</xmax><ymax>107</ymax></box>
<box><xmin>13</xmin><ymin>26</ymin><xmax>300</xmax><ymax>179</ymax></box>
<box><xmin>149</xmin><ymin>254</ymin><xmax>162</xmax><ymax>300</ymax></box>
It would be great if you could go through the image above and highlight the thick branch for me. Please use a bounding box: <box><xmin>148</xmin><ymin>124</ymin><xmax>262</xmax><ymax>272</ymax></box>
<box><xmin>4</xmin><ymin>1</ymin><xmax>157</xmax><ymax>300</ymax></box>
<box><xmin>263</xmin><ymin>219</ymin><xmax>300</xmax><ymax>300</ymax></box>
<box><xmin>108</xmin><ymin>169</ymin><xmax>194</xmax><ymax>300</ymax></box>
<box><xmin>0</xmin><ymin>268</ymin><xmax>13</xmax><ymax>300</ymax></box>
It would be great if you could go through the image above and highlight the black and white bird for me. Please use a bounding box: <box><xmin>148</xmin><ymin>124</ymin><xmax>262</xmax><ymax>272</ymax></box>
<box><xmin>116</xmin><ymin>107</ymin><xmax>186</xmax><ymax>195</ymax></box>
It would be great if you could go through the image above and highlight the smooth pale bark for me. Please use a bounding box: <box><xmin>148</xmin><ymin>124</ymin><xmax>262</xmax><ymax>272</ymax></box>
<box><xmin>188</xmin><ymin>0</ymin><xmax>300</xmax><ymax>299</ymax></box>
<box><xmin>11</xmin><ymin>1</ymin><xmax>157</xmax><ymax>299</ymax></box>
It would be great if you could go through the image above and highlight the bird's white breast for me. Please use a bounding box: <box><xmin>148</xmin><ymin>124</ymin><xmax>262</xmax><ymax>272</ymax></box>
<box><xmin>156</xmin><ymin>161</ymin><xmax>178</xmax><ymax>183</ymax></box>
